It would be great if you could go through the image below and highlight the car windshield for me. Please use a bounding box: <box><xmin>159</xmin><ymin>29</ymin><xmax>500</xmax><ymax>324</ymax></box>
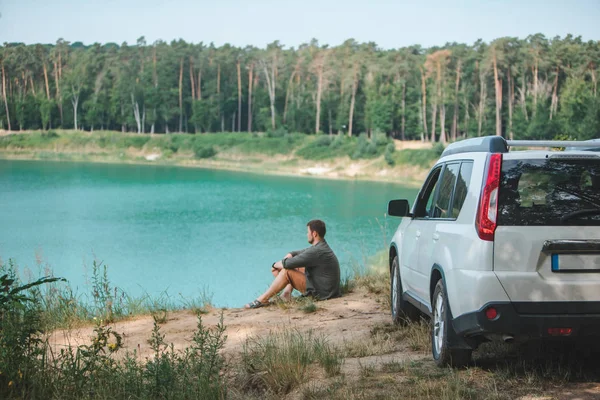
<box><xmin>498</xmin><ymin>158</ymin><xmax>600</xmax><ymax>226</ymax></box>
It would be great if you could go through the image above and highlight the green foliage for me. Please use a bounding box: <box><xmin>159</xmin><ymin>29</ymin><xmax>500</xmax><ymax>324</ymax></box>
<box><xmin>351</xmin><ymin>135</ymin><xmax>378</xmax><ymax>159</ymax></box>
<box><xmin>384</xmin><ymin>142</ymin><xmax>396</xmax><ymax>166</ymax></box>
<box><xmin>0</xmin><ymin>258</ymin><xmax>228</xmax><ymax>399</ymax></box>
<box><xmin>193</xmin><ymin>142</ymin><xmax>217</xmax><ymax>159</ymax></box>
<box><xmin>2</xmin><ymin>36</ymin><xmax>598</xmax><ymax>141</ymax></box>
<box><xmin>266</xmin><ymin>126</ymin><xmax>288</xmax><ymax>138</ymax></box>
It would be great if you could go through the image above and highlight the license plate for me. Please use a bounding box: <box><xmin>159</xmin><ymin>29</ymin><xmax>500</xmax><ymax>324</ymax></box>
<box><xmin>551</xmin><ymin>254</ymin><xmax>600</xmax><ymax>272</ymax></box>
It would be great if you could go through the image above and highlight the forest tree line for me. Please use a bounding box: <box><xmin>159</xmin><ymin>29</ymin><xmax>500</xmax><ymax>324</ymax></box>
<box><xmin>0</xmin><ymin>34</ymin><xmax>598</xmax><ymax>141</ymax></box>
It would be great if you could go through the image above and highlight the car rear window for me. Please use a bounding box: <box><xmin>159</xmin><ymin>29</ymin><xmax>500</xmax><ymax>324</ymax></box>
<box><xmin>498</xmin><ymin>158</ymin><xmax>600</xmax><ymax>226</ymax></box>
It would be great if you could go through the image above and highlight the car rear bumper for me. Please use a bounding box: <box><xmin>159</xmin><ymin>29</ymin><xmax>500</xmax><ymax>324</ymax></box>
<box><xmin>452</xmin><ymin>302</ymin><xmax>600</xmax><ymax>338</ymax></box>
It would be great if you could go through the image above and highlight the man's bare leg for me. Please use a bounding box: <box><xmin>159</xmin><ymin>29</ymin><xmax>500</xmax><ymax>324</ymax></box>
<box><xmin>256</xmin><ymin>270</ymin><xmax>293</xmax><ymax>304</ymax></box>
<box><xmin>271</xmin><ymin>267</ymin><xmax>303</xmax><ymax>301</ymax></box>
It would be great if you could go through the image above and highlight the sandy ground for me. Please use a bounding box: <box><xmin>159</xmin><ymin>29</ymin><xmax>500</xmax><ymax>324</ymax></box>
<box><xmin>49</xmin><ymin>288</ymin><xmax>394</xmax><ymax>362</ymax></box>
<box><xmin>48</xmin><ymin>287</ymin><xmax>600</xmax><ymax>400</ymax></box>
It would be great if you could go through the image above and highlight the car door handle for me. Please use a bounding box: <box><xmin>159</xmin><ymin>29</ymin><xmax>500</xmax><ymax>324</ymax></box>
<box><xmin>432</xmin><ymin>233</ymin><xmax>440</xmax><ymax>241</ymax></box>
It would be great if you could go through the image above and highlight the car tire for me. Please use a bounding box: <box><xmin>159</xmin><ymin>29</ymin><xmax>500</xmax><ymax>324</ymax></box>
<box><xmin>391</xmin><ymin>256</ymin><xmax>420</xmax><ymax>324</ymax></box>
<box><xmin>431</xmin><ymin>280</ymin><xmax>472</xmax><ymax>367</ymax></box>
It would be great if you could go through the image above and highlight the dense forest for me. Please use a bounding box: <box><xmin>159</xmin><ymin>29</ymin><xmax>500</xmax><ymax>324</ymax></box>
<box><xmin>0</xmin><ymin>34</ymin><xmax>598</xmax><ymax>141</ymax></box>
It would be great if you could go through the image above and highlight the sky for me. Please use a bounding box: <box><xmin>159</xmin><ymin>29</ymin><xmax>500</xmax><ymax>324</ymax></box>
<box><xmin>0</xmin><ymin>0</ymin><xmax>598</xmax><ymax>49</ymax></box>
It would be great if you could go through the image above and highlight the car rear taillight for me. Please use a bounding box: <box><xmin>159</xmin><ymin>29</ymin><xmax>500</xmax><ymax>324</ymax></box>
<box><xmin>548</xmin><ymin>328</ymin><xmax>572</xmax><ymax>336</ymax></box>
<box><xmin>476</xmin><ymin>153</ymin><xmax>502</xmax><ymax>241</ymax></box>
<box><xmin>485</xmin><ymin>306</ymin><xmax>498</xmax><ymax>320</ymax></box>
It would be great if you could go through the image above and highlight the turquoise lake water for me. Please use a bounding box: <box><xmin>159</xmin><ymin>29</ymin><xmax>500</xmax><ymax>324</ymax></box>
<box><xmin>0</xmin><ymin>160</ymin><xmax>418</xmax><ymax>307</ymax></box>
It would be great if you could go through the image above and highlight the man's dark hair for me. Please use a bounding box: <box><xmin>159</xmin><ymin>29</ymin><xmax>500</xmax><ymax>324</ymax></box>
<box><xmin>307</xmin><ymin>219</ymin><xmax>326</xmax><ymax>238</ymax></box>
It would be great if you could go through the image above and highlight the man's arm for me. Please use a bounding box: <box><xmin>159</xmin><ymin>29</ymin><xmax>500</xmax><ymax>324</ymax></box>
<box><xmin>272</xmin><ymin>248</ymin><xmax>308</xmax><ymax>270</ymax></box>
<box><xmin>282</xmin><ymin>247</ymin><xmax>316</xmax><ymax>270</ymax></box>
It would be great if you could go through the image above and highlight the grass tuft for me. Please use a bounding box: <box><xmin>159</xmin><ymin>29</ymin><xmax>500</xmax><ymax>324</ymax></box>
<box><xmin>240</xmin><ymin>329</ymin><xmax>343</xmax><ymax>394</ymax></box>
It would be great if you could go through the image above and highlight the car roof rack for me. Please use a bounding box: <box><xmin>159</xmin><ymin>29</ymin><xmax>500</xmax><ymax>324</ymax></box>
<box><xmin>507</xmin><ymin>139</ymin><xmax>600</xmax><ymax>151</ymax></box>
<box><xmin>441</xmin><ymin>136</ymin><xmax>508</xmax><ymax>157</ymax></box>
<box><xmin>441</xmin><ymin>137</ymin><xmax>600</xmax><ymax>157</ymax></box>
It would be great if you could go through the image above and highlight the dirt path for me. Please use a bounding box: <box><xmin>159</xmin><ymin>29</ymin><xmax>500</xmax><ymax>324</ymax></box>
<box><xmin>49</xmin><ymin>288</ymin><xmax>389</xmax><ymax>360</ymax></box>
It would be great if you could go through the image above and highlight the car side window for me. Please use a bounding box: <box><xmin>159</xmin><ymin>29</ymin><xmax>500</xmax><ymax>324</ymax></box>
<box><xmin>450</xmin><ymin>162</ymin><xmax>473</xmax><ymax>218</ymax></box>
<box><xmin>432</xmin><ymin>163</ymin><xmax>460</xmax><ymax>218</ymax></box>
<box><xmin>414</xmin><ymin>166</ymin><xmax>442</xmax><ymax>218</ymax></box>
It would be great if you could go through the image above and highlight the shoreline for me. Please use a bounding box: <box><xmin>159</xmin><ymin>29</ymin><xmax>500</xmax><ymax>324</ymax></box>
<box><xmin>0</xmin><ymin>148</ymin><xmax>427</xmax><ymax>188</ymax></box>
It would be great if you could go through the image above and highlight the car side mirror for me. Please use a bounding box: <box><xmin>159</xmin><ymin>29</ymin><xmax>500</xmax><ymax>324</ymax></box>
<box><xmin>388</xmin><ymin>199</ymin><xmax>412</xmax><ymax>217</ymax></box>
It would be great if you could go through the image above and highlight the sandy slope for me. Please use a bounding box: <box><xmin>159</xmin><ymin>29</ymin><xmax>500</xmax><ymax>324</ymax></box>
<box><xmin>49</xmin><ymin>288</ymin><xmax>393</xmax><ymax>361</ymax></box>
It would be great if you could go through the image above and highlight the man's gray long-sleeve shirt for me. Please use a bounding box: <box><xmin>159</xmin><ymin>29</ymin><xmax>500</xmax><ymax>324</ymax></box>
<box><xmin>282</xmin><ymin>240</ymin><xmax>341</xmax><ymax>300</ymax></box>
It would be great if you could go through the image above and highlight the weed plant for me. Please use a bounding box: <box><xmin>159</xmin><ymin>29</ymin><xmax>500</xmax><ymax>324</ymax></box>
<box><xmin>0</xmin><ymin>257</ymin><xmax>228</xmax><ymax>399</ymax></box>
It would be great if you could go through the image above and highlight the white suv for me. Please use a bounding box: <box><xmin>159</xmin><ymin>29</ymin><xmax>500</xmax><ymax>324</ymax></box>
<box><xmin>388</xmin><ymin>136</ymin><xmax>600</xmax><ymax>367</ymax></box>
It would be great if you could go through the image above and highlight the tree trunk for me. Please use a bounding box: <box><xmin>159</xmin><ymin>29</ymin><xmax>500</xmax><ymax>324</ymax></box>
<box><xmin>1</xmin><ymin>61</ymin><xmax>10</xmax><ymax>131</ymax></box>
<box><xmin>29</xmin><ymin>76</ymin><xmax>36</xmax><ymax>96</ymax></box>
<box><xmin>217</xmin><ymin>64</ymin><xmax>221</xmax><ymax>94</ymax></box>
<box><xmin>260</xmin><ymin>61</ymin><xmax>276</xmax><ymax>130</ymax></box>
<box><xmin>54</xmin><ymin>62</ymin><xmax>63</xmax><ymax>126</ymax></box>
<box><xmin>532</xmin><ymin>60</ymin><xmax>538</xmax><ymax>116</ymax></box>
<box><xmin>420</xmin><ymin>67</ymin><xmax>428</xmax><ymax>139</ymax></box>
<box><xmin>437</xmin><ymin>62</ymin><xmax>446</xmax><ymax>143</ymax></box>
<box><xmin>550</xmin><ymin>66</ymin><xmax>559</xmax><ymax>120</ymax></box>
<box><xmin>430</xmin><ymin>101</ymin><xmax>437</xmax><ymax>143</ymax></box>
<box><xmin>418</xmin><ymin>97</ymin><xmax>424</xmax><ymax>141</ymax></box>
<box><xmin>189</xmin><ymin>57</ymin><xmax>195</xmax><ymax>101</ymax></box>
<box><xmin>43</xmin><ymin>62</ymin><xmax>50</xmax><ymax>100</ymax></box>
<box><xmin>283</xmin><ymin>70</ymin><xmax>296</xmax><ymax>125</ymax></box>
<box><xmin>132</xmin><ymin>94</ymin><xmax>142</xmax><ymax>133</ymax></box>
<box><xmin>197</xmin><ymin>70</ymin><xmax>202</xmax><ymax>100</ymax></box>
<box><xmin>237</xmin><ymin>59</ymin><xmax>242</xmax><ymax>132</ymax></box>
<box><xmin>492</xmin><ymin>51</ymin><xmax>502</xmax><ymax>136</ymax></box>
<box><xmin>315</xmin><ymin>62</ymin><xmax>324</xmax><ymax>134</ymax></box>
<box><xmin>591</xmin><ymin>68</ymin><xmax>597</xmax><ymax>97</ymax></box>
<box><xmin>248</xmin><ymin>64</ymin><xmax>253</xmax><ymax>132</ymax></box>
<box><xmin>71</xmin><ymin>90</ymin><xmax>79</xmax><ymax>130</ymax></box>
<box><xmin>451</xmin><ymin>62</ymin><xmax>461</xmax><ymax>141</ymax></box>
<box><xmin>508</xmin><ymin>67</ymin><xmax>514</xmax><ymax>140</ymax></box>
<box><xmin>520</xmin><ymin>72</ymin><xmax>528</xmax><ymax>121</ymax></box>
<box><xmin>348</xmin><ymin>64</ymin><xmax>358</xmax><ymax>137</ymax></box>
<box><xmin>401</xmin><ymin>81</ymin><xmax>406</xmax><ymax>141</ymax></box>
<box><xmin>477</xmin><ymin>65</ymin><xmax>487</xmax><ymax>137</ymax></box>
<box><xmin>463</xmin><ymin>83</ymin><xmax>469</xmax><ymax>138</ymax></box>
<box><xmin>178</xmin><ymin>57</ymin><xmax>183</xmax><ymax>132</ymax></box>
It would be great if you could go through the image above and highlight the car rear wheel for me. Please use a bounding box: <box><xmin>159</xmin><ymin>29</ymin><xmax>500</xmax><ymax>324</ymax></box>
<box><xmin>431</xmin><ymin>280</ymin><xmax>472</xmax><ymax>367</ymax></box>
<box><xmin>391</xmin><ymin>256</ymin><xmax>420</xmax><ymax>324</ymax></box>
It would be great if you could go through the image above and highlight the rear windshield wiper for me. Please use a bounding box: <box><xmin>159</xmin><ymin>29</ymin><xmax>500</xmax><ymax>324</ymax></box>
<box><xmin>560</xmin><ymin>208</ymin><xmax>600</xmax><ymax>223</ymax></box>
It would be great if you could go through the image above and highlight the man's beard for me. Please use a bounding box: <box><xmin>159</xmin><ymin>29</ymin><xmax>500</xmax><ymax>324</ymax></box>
<box><xmin>308</xmin><ymin>237</ymin><xmax>314</xmax><ymax>244</ymax></box>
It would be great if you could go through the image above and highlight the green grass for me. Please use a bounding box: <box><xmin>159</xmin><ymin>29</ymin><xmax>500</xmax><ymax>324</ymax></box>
<box><xmin>239</xmin><ymin>329</ymin><xmax>343</xmax><ymax>394</ymax></box>
<box><xmin>0</xmin><ymin>130</ymin><xmax>441</xmax><ymax>170</ymax></box>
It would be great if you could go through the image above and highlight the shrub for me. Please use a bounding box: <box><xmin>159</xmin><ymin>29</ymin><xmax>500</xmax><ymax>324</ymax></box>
<box><xmin>42</xmin><ymin>130</ymin><xmax>59</xmax><ymax>139</ymax></box>
<box><xmin>372</xmin><ymin>130</ymin><xmax>390</xmax><ymax>147</ymax></box>
<box><xmin>119</xmin><ymin>135</ymin><xmax>150</xmax><ymax>149</ymax></box>
<box><xmin>266</xmin><ymin>126</ymin><xmax>288</xmax><ymax>138</ymax></box>
<box><xmin>384</xmin><ymin>142</ymin><xmax>396</xmax><ymax>166</ymax></box>
<box><xmin>0</xmin><ymin>257</ymin><xmax>229</xmax><ymax>399</ymax></box>
<box><xmin>193</xmin><ymin>143</ymin><xmax>217</xmax><ymax>159</ymax></box>
<box><xmin>351</xmin><ymin>135</ymin><xmax>379</xmax><ymax>159</ymax></box>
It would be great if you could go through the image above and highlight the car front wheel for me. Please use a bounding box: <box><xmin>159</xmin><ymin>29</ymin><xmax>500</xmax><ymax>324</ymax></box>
<box><xmin>391</xmin><ymin>256</ymin><xmax>420</xmax><ymax>324</ymax></box>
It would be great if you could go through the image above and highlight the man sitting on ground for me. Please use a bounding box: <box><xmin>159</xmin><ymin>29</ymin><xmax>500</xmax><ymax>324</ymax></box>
<box><xmin>245</xmin><ymin>219</ymin><xmax>341</xmax><ymax>309</ymax></box>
